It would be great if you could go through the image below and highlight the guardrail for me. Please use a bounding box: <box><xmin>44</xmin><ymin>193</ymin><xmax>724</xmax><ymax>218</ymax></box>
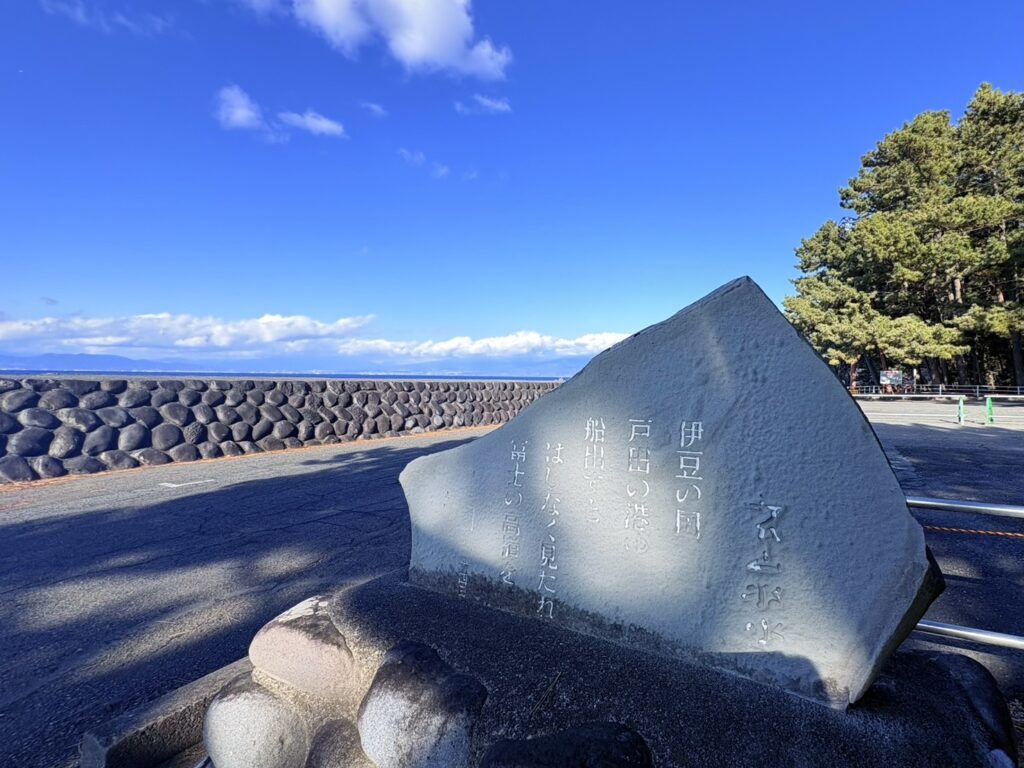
<box><xmin>908</xmin><ymin>495</ymin><xmax>1024</xmax><ymax>650</ymax></box>
<box><xmin>856</xmin><ymin>384</ymin><xmax>1024</xmax><ymax>397</ymax></box>
<box><xmin>906</xmin><ymin>496</ymin><xmax>1024</xmax><ymax>520</ymax></box>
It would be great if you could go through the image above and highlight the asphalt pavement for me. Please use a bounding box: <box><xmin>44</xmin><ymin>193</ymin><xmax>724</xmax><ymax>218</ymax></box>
<box><xmin>2</xmin><ymin>401</ymin><xmax>1024</xmax><ymax>767</ymax></box>
<box><xmin>0</xmin><ymin>429</ymin><xmax>487</xmax><ymax>768</ymax></box>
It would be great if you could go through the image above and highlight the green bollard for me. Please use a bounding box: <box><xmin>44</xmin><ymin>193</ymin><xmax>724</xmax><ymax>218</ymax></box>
<box><xmin>958</xmin><ymin>396</ymin><xmax>965</xmax><ymax>425</ymax></box>
<box><xmin>986</xmin><ymin>396</ymin><xmax>994</xmax><ymax>424</ymax></box>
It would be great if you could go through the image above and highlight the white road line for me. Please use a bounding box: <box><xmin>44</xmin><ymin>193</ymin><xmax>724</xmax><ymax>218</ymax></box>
<box><xmin>158</xmin><ymin>480</ymin><xmax>216</xmax><ymax>489</ymax></box>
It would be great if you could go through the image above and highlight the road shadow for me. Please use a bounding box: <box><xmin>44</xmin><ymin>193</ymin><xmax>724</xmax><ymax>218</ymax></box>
<box><xmin>0</xmin><ymin>436</ymin><xmax>474</xmax><ymax>768</ymax></box>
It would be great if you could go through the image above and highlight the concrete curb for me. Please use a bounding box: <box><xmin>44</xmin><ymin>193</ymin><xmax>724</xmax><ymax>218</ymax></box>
<box><xmin>80</xmin><ymin>658</ymin><xmax>251</xmax><ymax>768</ymax></box>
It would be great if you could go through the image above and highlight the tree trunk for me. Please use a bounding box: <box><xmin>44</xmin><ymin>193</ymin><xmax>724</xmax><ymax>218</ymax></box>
<box><xmin>849</xmin><ymin>357</ymin><xmax>860</xmax><ymax>391</ymax></box>
<box><xmin>864</xmin><ymin>355</ymin><xmax>879</xmax><ymax>386</ymax></box>
<box><xmin>1012</xmin><ymin>331</ymin><xmax>1024</xmax><ymax>387</ymax></box>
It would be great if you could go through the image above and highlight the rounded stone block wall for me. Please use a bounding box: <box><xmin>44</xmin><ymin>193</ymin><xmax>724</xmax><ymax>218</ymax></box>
<box><xmin>0</xmin><ymin>378</ymin><xmax>557</xmax><ymax>484</ymax></box>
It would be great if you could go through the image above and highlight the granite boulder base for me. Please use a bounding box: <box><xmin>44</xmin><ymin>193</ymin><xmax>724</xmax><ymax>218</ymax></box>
<box><xmin>400</xmin><ymin>276</ymin><xmax>943</xmax><ymax>709</ymax></box>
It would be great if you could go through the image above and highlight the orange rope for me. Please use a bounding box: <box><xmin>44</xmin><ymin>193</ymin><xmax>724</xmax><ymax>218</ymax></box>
<box><xmin>925</xmin><ymin>525</ymin><xmax>1024</xmax><ymax>539</ymax></box>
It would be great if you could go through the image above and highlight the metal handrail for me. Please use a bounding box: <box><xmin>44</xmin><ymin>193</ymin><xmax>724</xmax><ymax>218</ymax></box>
<box><xmin>913</xmin><ymin>621</ymin><xmax>1024</xmax><ymax>651</ymax></box>
<box><xmin>905</xmin><ymin>495</ymin><xmax>1024</xmax><ymax>650</ymax></box>
<box><xmin>906</xmin><ymin>496</ymin><xmax>1024</xmax><ymax>520</ymax></box>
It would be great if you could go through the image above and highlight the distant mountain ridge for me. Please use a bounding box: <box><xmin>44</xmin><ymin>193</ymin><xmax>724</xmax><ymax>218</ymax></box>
<box><xmin>0</xmin><ymin>351</ymin><xmax>582</xmax><ymax>379</ymax></box>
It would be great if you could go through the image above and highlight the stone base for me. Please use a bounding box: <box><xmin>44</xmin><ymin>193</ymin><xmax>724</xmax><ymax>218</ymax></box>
<box><xmin>322</xmin><ymin>573</ymin><xmax>1015</xmax><ymax>768</ymax></box>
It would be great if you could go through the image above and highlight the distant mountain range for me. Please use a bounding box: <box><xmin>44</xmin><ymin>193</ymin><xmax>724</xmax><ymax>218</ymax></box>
<box><xmin>0</xmin><ymin>351</ymin><xmax>583</xmax><ymax>379</ymax></box>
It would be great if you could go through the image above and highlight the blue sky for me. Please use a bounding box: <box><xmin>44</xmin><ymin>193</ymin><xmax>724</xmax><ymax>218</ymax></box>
<box><xmin>2</xmin><ymin>1</ymin><xmax>1022</xmax><ymax>374</ymax></box>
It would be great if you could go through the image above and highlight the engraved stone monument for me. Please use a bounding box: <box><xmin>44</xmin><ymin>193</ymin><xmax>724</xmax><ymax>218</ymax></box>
<box><xmin>401</xmin><ymin>276</ymin><xmax>943</xmax><ymax>709</ymax></box>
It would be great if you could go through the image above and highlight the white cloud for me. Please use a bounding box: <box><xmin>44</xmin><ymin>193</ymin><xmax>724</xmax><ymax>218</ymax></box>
<box><xmin>454</xmin><ymin>93</ymin><xmax>510</xmax><ymax>115</ymax></box>
<box><xmin>0</xmin><ymin>312</ymin><xmax>626</xmax><ymax>363</ymax></box>
<box><xmin>360</xmin><ymin>100</ymin><xmax>388</xmax><ymax>117</ymax></box>
<box><xmin>398</xmin><ymin>147</ymin><xmax>425</xmax><ymax>166</ymax></box>
<box><xmin>40</xmin><ymin>0</ymin><xmax>172</xmax><ymax>35</ymax></box>
<box><xmin>431</xmin><ymin>162</ymin><xmax>450</xmax><ymax>179</ymax></box>
<box><xmin>337</xmin><ymin>331</ymin><xmax>627</xmax><ymax>359</ymax></box>
<box><xmin>283</xmin><ymin>0</ymin><xmax>510</xmax><ymax>79</ymax></box>
<box><xmin>0</xmin><ymin>312</ymin><xmax>375</xmax><ymax>358</ymax></box>
<box><xmin>278</xmin><ymin>109</ymin><xmax>347</xmax><ymax>136</ymax></box>
<box><xmin>233</xmin><ymin>0</ymin><xmax>286</xmax><ymax>14</ymax></box>
<box><xmin>216</xmin><ymin>85</ymin><xmax>265</xmax><ymax>131</ymax></box>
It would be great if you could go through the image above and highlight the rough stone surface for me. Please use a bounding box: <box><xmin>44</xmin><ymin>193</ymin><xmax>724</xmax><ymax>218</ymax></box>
<box><xmin>193</xmin><ymin>403</ymin><xmax>217</xmax><ymax>425</ymax></box>
<box><xmin>82</xmin><ymin>425</ymin><xmax>117</xmax><ymax>456</ymax></box>
<box><xmin>96</xmin><ymin>406</ymin><xmax>132</xmax><ymax>428</ymax></box>
<box><xmin>57</xmin><ymin>407</ymin><xmax>101</xmax><ymax>432</ymax></box>
<box><xmin>18</xmin><ymin>407</ymin><xmax>60</xmax><ymax>429</ymax></box>
<box><xmin>208</xmin><ymin>422</ymin><xmax>231</xmax><ymax>443</ymax></box>
<box><xmin>64</xmin><ymin>455</ymin><xmax>106</xmax><ymax>474</ymax></box>
<box><xmin>80</xmin><ymin>390</ymin><xmax>115</xmax><ymax>409</ymax></box>
<box><xmin>168</xmin><ymin>443</ymin><xmax>200</xmax><ymax>462</ymax></box>
<box><xmin>0</xmin><ymin>455</ymin><xmax>35</xmax><ymax>482</ymax></box>
<box><xmin>0</xmin><ymin>412</ymin><xmax>18</xmax><ymax>434</ymax></box>
<box><xmin>358</xmin><ymin>641</ymin><xmax>487</xmax><ymax>768</ymax></box>
<box><xmin>99</xmin><ymin>450</ymin><xmax>139</xmax><ymax>471</ymax></box>
<box><xmin>183</xmin><ymin>421</ymin><xmax>206</xmax><ymax>445</ymax></box>
<box><xmin>237</xmin><ymin>402</ymin><xmax>260</xmax><ymax>425</ymax></box>
<box><xmin>151</xmin><ymin>388</ymin><xmax>178</xmax><ymax>407</ymax></box>
<box><xmin>39</xmin><ymin>388</ymin><xmax>78</xmax><ymax>410</ymax></box>
<box><xmin>305</xmin><ymin>719</ymin><xmax>374</xmax><ymax>768</ymax></box>
<box><xmin>152</xmin><ymin>424</ymin><xmax>183</xmax><ymax>451</ymax></box>
<box><xmin>133</xmin><ymin>447</ymin><xmax>172</xmax><ymax>466</ymax></box>
<box><xmin>220</xmin><ymin>440</ymin><xmax>243</xmax><ymax>457</ymax></box>
<box><xmin>49</xmin><ymin>426</ymin><xmax>84</xmax><ymax>459</ymax></box>
<box><xmin>322</xmin><ymin>575</ymin><xmax>1018</xmax><ymax>768</ymax></box>
<box><xmin>230</xmin><ymin>421</ymin><xmax>252</xmax><ymax>442</ymax></box>
<box><xmin>204</xmin><ymin>672</ymin><xmax>310</xmax><ymax>768</ymax></box>
<box><xmin>129</xmin><ymin>406</ymin><xmax>162</xmax><ymax>428</ymax></box>
<box><xmin>8</xmin><ymin>427</ymin><xmax>53</xmax><ymax>457</ymax></box>
<box><xmin>29</xmin><ymin>454</ymin><xmax>66</xmax><ymax>479</ymax></box>
<box><xmin>197</xmin><ymin>441</ymin><xmax>222</xmax><ymax>459</ymax></box>
<box><xmin>400</xmin><ymin>278</ymin><xmax>940</xmax><ymax>708</ymax></box>
<box><xmin>160</xmin><ymin>403</ymin><xmax>192</xmax><ymax>427</ymax></box>
<box><xmin>1</xmin><ymin>377</ymin><xmax>554</xmax><ymax>483</ymax></box>
<box><xmin>118</xmin><ymin>423</ymin><xmax>150</xmax><ymax>452</ymax></box>
<box><xmin>215</xmin><ymin>405</ymin><xmax>241</xmax><ymax>425</ymax></box>
<box><xmin>1</xmin><ymin>388</ymin><xmax>39</xmax><ymax>412</ymax></box>
<box><xmin>249</xmin><ymin>596</ymin><xmax>357</xmax><ymax>701</ymax></box>
<box><xmin>119</xmin><ymin>388</ymin><xmax>151</xmax><ymax>409</ymax></box>
<box><xmin>479</xmin><ymin>722</ymin><xmax>654</xmax><ymax>768</ymax></box>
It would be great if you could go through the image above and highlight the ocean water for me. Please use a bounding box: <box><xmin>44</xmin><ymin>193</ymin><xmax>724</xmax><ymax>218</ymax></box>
<box><xmin>1</xmin><ymin>369</ymin><xmax>563</xmax><ymax>382</ymax></box>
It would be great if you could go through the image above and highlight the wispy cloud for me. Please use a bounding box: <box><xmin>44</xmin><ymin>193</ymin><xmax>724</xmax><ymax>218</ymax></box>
<box><xmin>360</xmin><ymin>100</ymin><xmax>387</xmax><ymax>118</ymax></box>
<box><xmin>278</xmin><ymin>109</ymin><xmax>346</xmax><ymax>137</ymax></box>
<box><xmin>0</xmin><ymin>312</ymin><xmax>374</xmax><ymax>358</ymax></box>
<box><xmin>455</xmin><ymin>93</ymin><xmax>511</xmax><ymax>115</ymax></box>
<box><xmin>398</xmin><ymin>148</ymin><xmax>452</xmax><ymax>180</ymax></box>
<box><xmin>337</xmin><ymin>331</ymin><xmax>627</xmax><ymax>359</ymax></box>
<box><xmin>40</xmin><ymin>0</ymin><xmax>173</xmax><ymax>35</ymax></box>
<box><xmin>215</xmin><ymin>86</ymin><xmax>344</xmax><ymax>142</ymax></box>
<box><xmin>216</xmin><ymin>85</ymin><xmax>265</xmax><ymax>131</ymax></box>
<box><xmin>238</xmin><ymin>0</ymin><xmax>512</xmax><ymax>80</ymax></box>
<box><xmin>0</xmin><ymin>311</ymin><xmax>625</xmax><ymax>362</ymax></box>
<box><xmin>398</xmin><ymin>147</ymin><xmax>426</xmax><ymax>166</ymax></box>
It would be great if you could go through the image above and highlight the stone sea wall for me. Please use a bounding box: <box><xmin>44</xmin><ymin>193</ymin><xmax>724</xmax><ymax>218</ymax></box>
<box><xmin>0</xmin><ymin>377</ymin><xmax>557</xmax><ymax>484</ymax></box>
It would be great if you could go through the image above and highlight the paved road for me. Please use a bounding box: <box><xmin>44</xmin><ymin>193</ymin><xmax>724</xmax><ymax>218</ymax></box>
<box><xmin>2</xmin><ymin>401</ymin><xmax>1024</xmax><ymax>767</ymax></box>
<box><xmin>861</xmin><ymin>398</ymin><xmax>1024</xmax><ymax>732</ymax></box>
<box><xmin>0</xmin><ymin>429</ymin><xmax>485</xmax><ymax>768</ymax></box>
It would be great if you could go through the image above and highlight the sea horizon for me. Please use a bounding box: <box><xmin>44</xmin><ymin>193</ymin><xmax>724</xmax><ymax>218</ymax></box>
<box><xmin>0</xmin><ymin>368</ymin><xmax>564</xmax><ymax>382</ymax></box>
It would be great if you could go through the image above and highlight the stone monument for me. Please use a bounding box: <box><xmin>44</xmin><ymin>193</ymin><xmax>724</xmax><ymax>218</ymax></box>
<box><xmin>87</xmin><ymin>277</ymin><xmax>1016</xmax><ymax>768</ymax></box>
<box><xmin>401</xmin><ymin>276</ymin><xmax>942</xmax><ymax>708</ymax></box>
